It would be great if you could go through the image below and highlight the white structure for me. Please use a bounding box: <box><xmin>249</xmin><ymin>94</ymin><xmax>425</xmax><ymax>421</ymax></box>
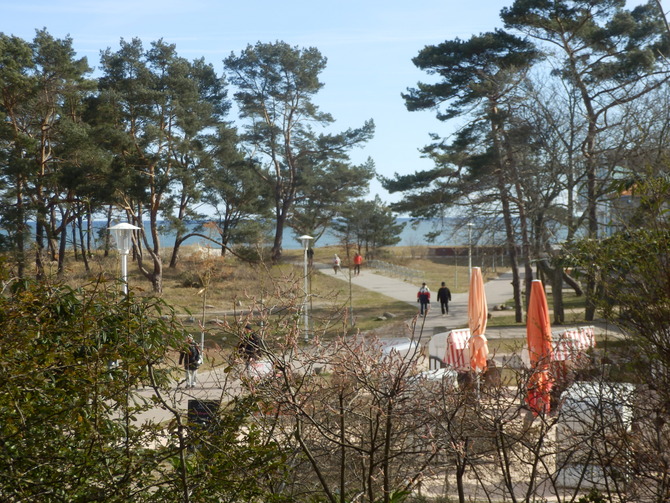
<box><xmin>379</xmin><ymin>338</ymin><xmax>418</xmax><ymax>359</ymax></box>
<box><xmin>555</xmin><ymin>381</ymin><xmax>635</xmax><ymax>489</ymax></box>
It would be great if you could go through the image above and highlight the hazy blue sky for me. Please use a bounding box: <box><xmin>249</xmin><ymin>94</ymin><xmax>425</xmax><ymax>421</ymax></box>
<box><xmin>3</xmin><ymin>0</ymin><xmax>507</xmax><ymax>203</ymax></box>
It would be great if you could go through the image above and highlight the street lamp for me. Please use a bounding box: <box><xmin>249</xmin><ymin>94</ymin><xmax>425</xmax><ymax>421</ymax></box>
<box><xmin>299</xmin><ymin>235</ymin><xmax>313</xmax><ymax>342</ymax></box>
<box><xmin>467</xmin><ymin>222</ymin><xmax>474</xmax><ymax>277</ymax></box>
<box><xmin>109</xmin><ymin>223</ymin><xmax>141</xmax><ymax>295</ymax></box>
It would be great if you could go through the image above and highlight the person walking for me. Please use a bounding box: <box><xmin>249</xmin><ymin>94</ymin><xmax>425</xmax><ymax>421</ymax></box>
<box><xmin>238</xmin><ymin>324</ymin><xmax>263</xmax><ymax>371</ymax></box>
<box><xmin>179</xmin><ymin>335</ymin><xmax>201</xmax><ymax>388</ymax></box>
<box><xmin>353</xmin><ymin>252</ymin><xmax>363</xmax><ymax>276</ymax></box>
<box><xmin>417</xmin><ymin>282</ymin><xmax>431</xmax><ymax>316</ymax></box>
<box><xmin>437</xmin><ymin>281</ymin><xmax>452</xmax><ymax>316</ymax></box>
<box><xmin>333</xmin><ymin>254</ymin><xmax>341</xmax><ymax>274</ymax></box>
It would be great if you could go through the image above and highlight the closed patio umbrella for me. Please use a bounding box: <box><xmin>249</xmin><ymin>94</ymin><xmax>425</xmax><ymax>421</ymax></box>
<box><xmin>526</xmin><ymin>279</ymin><xmax>553</xmax><ymax>415</ymax></box>
<box><xmin>468</xmin><ymin>267</ymin><xmax>489</xmax><ymax>373</ymax></box>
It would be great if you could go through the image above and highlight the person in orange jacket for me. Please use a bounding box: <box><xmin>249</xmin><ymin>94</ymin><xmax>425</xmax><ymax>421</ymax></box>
<box><xmin>353</xmin><ymin>252</ymin><xmax>363</xmax><ymax>276</ymax></box>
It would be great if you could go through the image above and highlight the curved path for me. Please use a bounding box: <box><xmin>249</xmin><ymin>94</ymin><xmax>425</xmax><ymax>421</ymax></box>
<box><xmin>319</xmin><ymin>262</ymin><xmax>527</xmax><ymax>340</ymax></box>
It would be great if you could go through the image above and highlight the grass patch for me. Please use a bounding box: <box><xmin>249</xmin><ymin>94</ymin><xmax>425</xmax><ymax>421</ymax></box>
<box><xmin>31</xmin><ymin>244</ymin><xmax>606</xmax><ymax>347</ymax></box>
<box><xmin>56</xmin><ymin>247</ymin><xmax>420</xmax><ymax>344</ymax></box>
<box><xmin>485</xmin><ymin>288</ymin><xmax>594</xmax><ymax>327</ymax></box>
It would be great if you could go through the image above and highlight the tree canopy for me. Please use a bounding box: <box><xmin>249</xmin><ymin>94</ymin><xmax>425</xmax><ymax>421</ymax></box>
<box><xmin>384</xmin><ymin>0</ymin><xmax>670</xmax><ymax>320</ymax></box>
<box><xmin>1</xmin><ymin>33</ymin><xmax>380</xmax><ymax>290</ymax></box>
<box><xmin>224</xmin><ymin>41</ymin><xmax>375</xmax><ymax>261</ymax></box>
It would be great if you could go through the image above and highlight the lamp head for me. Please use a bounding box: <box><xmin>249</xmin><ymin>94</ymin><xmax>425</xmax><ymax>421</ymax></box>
<box><xmin>109</xmin><ymin>223</ymin><xmax>141</xmax><ymax>255</ymax></box>
<box><xmin>298</xmin><ymin>235</ymin><xmax>313</xmax><ymax>249</ymax></box>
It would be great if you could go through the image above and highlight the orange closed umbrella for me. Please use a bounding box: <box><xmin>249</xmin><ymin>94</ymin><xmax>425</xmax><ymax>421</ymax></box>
<box><xmin>526</xmin><ymin>280</ymin><xmax>553</xmax><ymax>415</ymax></box>
<box><xmin>468</xmin><ymin>267</ymin><xmax>489</xmax><ymax>372</ymax></box>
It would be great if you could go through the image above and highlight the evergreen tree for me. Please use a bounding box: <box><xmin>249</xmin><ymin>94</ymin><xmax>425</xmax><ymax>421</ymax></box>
<box><xmin>501</xmin><ymin>0</ymin><xmax>670</xmax><ymax>319</ymax></box>
<box><xmin>97</xmin><ymin>38</ymin><xmax>229</xmax><ymax>292</ymax></box>
<box><xmin>384</xmin><ymin>30</ymin><xmax>541</xmax><ymax>321</ymax></box>
<box><xmin>224</xmin><ymin>41</ymin><xmax>375</xmax><ymax>262</ymax></box>
<box><xmin>332</xmin><ymin>196</ymin><xmax>405</xmax><ymax>258</ymax></box>
<box><xmin>0</xmin><ymin>30</ymin><xmax>95</xmax><ymax>278</ymax></box>
<box><xmin>201</xmin><ymin>125</ymin><xmax>274</xmax><ymax>256</ymax></box>
<box><xmin>289</xmin><ymin>157</ymin><xmax>376</xmax><ymax>243</ymax></box>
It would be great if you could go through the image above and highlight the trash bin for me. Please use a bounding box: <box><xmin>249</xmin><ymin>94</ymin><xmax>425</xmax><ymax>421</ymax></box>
<box><xmin>188</xmin><ymin>399</ymin><xmax>220</xmax><ymax>428</ymax></box>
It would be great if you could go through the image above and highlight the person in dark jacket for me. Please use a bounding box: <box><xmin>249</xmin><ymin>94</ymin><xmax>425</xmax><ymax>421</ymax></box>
<box><xmin>437</xmin><ymin>281</ymin><xmax>452</xmax><ymax>316</ymax></box>
<box><xmin>179</xmin><ymin>335</ymin><xmax>201</xmax><ymax>388</ymax></box>
<box><xmin>238</xmin><ymin>324</ymin><xmax>263</xmax><ymax>370</ymax></box>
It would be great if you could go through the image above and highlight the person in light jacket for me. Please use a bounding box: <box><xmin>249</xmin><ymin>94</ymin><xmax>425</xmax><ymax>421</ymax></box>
<box><xmin>333</xmin><ymin>254</ymin><xmax>341</xmax><ymax>274</ymax></box>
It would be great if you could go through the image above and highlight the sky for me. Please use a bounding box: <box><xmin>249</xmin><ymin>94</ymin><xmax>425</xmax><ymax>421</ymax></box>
<box><xmin>2</xmin><ymin>0</ymin><xmax>507</xmax><ymax>204</ymax></box>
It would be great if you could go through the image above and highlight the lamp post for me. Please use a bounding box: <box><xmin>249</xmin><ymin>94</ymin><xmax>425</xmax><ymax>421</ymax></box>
<box><xmin>299</xmin><ymin>235</ymin><xmax>313</xmax><ymax>342</ymax></box>
<box><xmin>467</xmin><ymin>222</ymin><xmax>474</xmax><ymax>277</ymax></box>
<box><xmin>108</xmin><ymin>222</ymin><xmax>141</xmax><ymax>457</ymax></box>
<box><xmin>109</xmin><ymin>223</ymin><xmax>141</xmax><ymax>295</ymax></box>
<box><xmin>492</xmin><ymin>229</ymin><xmax>496</xmax><ymax>272</ymax></box>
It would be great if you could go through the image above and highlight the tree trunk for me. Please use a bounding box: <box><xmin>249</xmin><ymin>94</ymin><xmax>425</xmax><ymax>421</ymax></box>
<box><xmin>563</xmin><ymin>270</ymin><xmax>583</xmax><ymax>296</ymax></box>
<box><xmin>504</xmin><ymin>128</ymin><xmax>534</xmax><ymax>307</ymax></box>
<box><xmin>537</xmin><ymin>259</ymin><xmax>565</xmax><ymax>324</ymax></box>
<box><xmin>57</xmin><ymin>222</ymin><xmax>67</xmax><ymax>275</ymax></box>
<box><xmin>15</xmin><ymin>177</ymin><xmax>26</xmax><ymax>279</ymax></box>
<box><xmin>169</xmin><ymin>232</ymin><xmax>182</xmax><ymax>268</ymax></box>
<box><xmin>584</xmin><ymin>130</ymin><xmax>598</xmax><ymax>321</ymax></box>
<box><xmin>272</xmin><ymin>205</ymin><xmax>288</xmax><ymax>262</ymax></box>
<box><xmin>77</xmin><ymin>214</ymin><xmax>90</xmax><ymax>272</ymax></box>
<box><xmin>552</xmin><ymin>263</ymin><xmax>564</xmax><ymax>324</ymax></box>
<box><xmin>104</xmin><ymin>205</ymin><xmax>113</xmax><ymax>258</ymax></box>
<box><xmin>86</xmin><ymin>206</ymin><xmax>93</xmax><ymax>258</ymax></box>
<box><xmin>491</xmin><ymin>107</ymin><xmax>523</xmax><ymax>322</ymax></box>
<box><xmin>72</xmin><ymin>221</ymin><xmax>78</xmax><ymax>261</ymax></box>
<box><xmin>34</xmin><ymin>208</ymin><xmax>46</xmax><ymax>280</ymax></box>
<box><xmin>456</xmin><ymin>456</ymin><xmax>467</xmax><ymax>503</ymax></box>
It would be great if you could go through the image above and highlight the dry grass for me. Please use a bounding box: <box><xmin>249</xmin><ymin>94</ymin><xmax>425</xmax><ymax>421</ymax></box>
<box><xmin>365</xmin><ymin>247</ymin><xmax>501</xmax><ymax>294</ymax></box>
<box><xmin>43</xmin><ymin>245</ymin><xmax>420</xmax><ymax>343</ymax></box>
<box><xmin>29</xmin><ymin>244</ymin><xmax>588</xmax><ymax>341</ymax></box>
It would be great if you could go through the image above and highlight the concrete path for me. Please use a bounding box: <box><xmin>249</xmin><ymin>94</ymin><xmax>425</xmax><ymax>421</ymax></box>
<box><xmin>319</xmin><ymin>263</ymin><xmax>623</xmax><ymax>341</ymax></box>
<box><xmin>320</xmin><ymin>263</ymin><xmax>526</xmax><ymax>339</ymax></box>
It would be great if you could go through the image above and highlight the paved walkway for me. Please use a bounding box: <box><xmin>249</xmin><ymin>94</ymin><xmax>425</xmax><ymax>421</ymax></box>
<box><xmin>320</xmin><ymin>263</ymin><xmax>623</xmax><ymax>341</ymax></box>
<box><xmin>321</xmin><ymin>263</ymin><xmax>525</xmax><ymax>339</ymax></box>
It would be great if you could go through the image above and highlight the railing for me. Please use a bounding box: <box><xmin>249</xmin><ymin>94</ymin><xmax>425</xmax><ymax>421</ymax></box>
<box><xmin>366</xmin><ymin>260</ymin><xmax>423</xmax><ymax>282</ymax></box>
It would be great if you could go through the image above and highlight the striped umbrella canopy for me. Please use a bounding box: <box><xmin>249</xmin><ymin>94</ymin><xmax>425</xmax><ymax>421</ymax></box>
<box><xmin>468</xmin><ymin>267</ymin><xmax>489</xmax><ymax>373</ymax></box>
<box><xmin>552</xmin><ymin>326</ymin><xmax>596</xmax><ymax>361</ymax></box>
<box><xmin>526</xmin><ymin>280</ymin><xmax>554</xmax><ymax>415</ymax></box>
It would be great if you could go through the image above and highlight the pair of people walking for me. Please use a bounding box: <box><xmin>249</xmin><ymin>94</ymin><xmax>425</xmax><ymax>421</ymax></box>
<box><xmin>417</xmin><ymin>281</ymin><xmax>452</xmax><ymax>317</ymax></box>
<box><xmin>333</xmin><ymin>252</ymin><xmax>363</xmax><ymax>275</ymax></box>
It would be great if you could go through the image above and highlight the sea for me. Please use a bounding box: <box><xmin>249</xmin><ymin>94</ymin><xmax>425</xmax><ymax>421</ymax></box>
<box><xmin>153</xmin><ymin>217</ymin><xmax>474</xmax><ymax>250</ymax></box>
<box><xmin>13</xmin><ymin>217</ymin><xmax>480</xmax><ymax>250</ymax></box>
